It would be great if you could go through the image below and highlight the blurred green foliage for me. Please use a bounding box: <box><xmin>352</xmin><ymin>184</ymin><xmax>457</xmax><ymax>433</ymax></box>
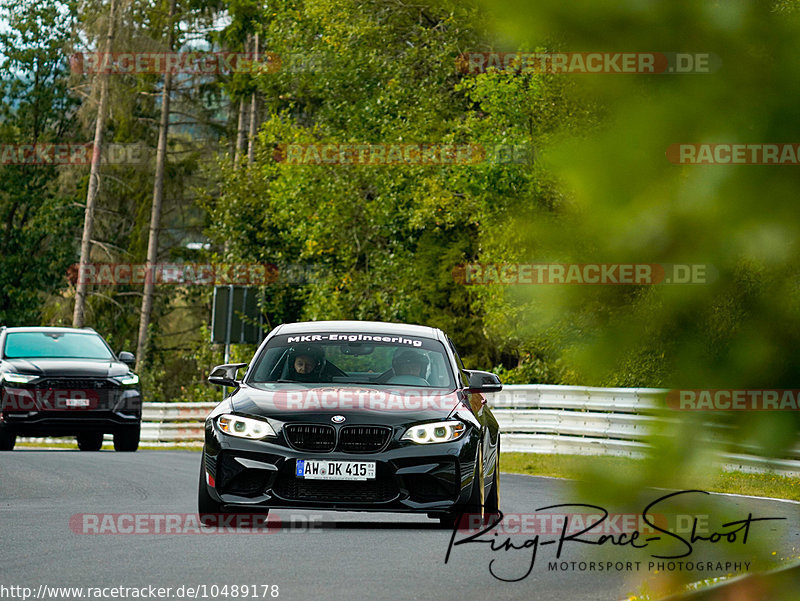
<box><xmin>467</xmin><ymin>5</ymin><xmax>800</xmax><ymax>592</ymax></box>
<box><xmin>203</xmin><ymin>0</ymin><xmax>592</xmax><ymax>374</ymax></box>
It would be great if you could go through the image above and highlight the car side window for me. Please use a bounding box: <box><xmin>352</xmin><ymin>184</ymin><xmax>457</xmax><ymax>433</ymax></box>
<box><xmin>447</xmin><ymin>337</ymin><xmax>470</xmax><ymax>387</ymax></box>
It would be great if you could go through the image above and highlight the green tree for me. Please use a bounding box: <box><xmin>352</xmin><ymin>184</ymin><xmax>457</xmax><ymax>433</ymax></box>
<box><xmin>0</xmin><ymin>0</ymin><xmax>84</xmax><ymax>325</ymax></box>
<box><xmin>202</xmin><ymin>0</ymin><xmax>585</xmax><ymax>370</ymax></box>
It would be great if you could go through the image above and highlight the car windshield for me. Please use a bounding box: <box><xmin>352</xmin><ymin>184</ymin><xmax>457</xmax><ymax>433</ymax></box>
<box><xmin>248</xmin><ymin>333</ymin><xmax>456</xmax><ymax>388</ymax></box>
<box><xmin>3</xmin><ymin>332</ymin><xmax>114</xmax><ymax>360</ymax></box>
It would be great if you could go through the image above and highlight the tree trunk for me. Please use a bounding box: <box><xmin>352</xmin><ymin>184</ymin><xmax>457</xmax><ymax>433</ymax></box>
<box><xmin>73</xmin><ymin>0</ymin><xmax>117</xmax><ymax>328</ymax></box>
<box><xmin>248</xmin><ymin>33</ymin><xmax>259</xmax><ymax>164</ymax></box>
<box><xmin>233</xmin><ymin>34</ymin><xmax>251</xmax><ymax>165</ymax></box>
<box><xmin>136</xmin><ymin>0</ymin><xmax>177</xmax><ymax>371</ymax></box>
<box><xmin>234</xmin><ymin>98</ymin><xmax>248</xmax><ymax>164</ymax></box>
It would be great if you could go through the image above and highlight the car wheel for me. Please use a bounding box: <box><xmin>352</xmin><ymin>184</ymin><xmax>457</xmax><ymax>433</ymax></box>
<box><xmin>485</xmin><ymin>440</ymin><xmax>500</xmax><ymax>518</ymax></box>
<box><xmin>0</xmin><ymin>425</ymin><xmax>16</xmax><ymax>451</ymax></box>
<box><xmin>437</xmin><ymin>442</ymin><xmax>485</xmax><ymax>528</ymax></box>
<box><xmin>76</xmin><ymin>432</ymin><xmax>104</xmax><ymax>451</ymax></box>
<box><xmin>113</xmin><ymin>426</ymin><xmax>140</xmax><ymax>452</ymax></box>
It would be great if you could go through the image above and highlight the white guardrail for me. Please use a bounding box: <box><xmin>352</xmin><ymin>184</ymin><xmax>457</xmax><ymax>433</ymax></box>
<box><xmin>491</xmin><ymin>385</ymin><xmax>800</xmax><ymax>476</ymax></box>
<box><xmin>20</xmin><ymin>385</ymin><xmax>800</xmax><ymax>476</ymax></box>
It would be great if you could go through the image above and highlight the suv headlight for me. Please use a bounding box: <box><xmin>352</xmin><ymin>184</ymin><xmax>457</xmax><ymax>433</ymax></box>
<box><xmin>216</xmin><ymin>414</ymin><xmax>276</xmax><ymax>440</ymax></box>
<box><xmin>114</xmin><ymin>373</ymin><xmax>139</xmax><ymax>386</ymax></box>
<box><xmin>401</xmin><ymin>420</ymin><xmax>466</xmax><ymax>444</ymax></box>
<box><xmin>1</xmin><ymin>372</ymin><xmax>38</xmax><ymax>385</ymax></box>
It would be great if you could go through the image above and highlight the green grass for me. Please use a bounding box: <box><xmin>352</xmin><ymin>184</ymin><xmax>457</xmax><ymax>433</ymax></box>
<box><xmin>501</xmin><ymin>451</ymin><xmax>634</xmax><ymax>480</ymax></box>
<box><xmin>501</xmin><ymin>452</ymin><xmax>800</xmax><ymax>501</ymax></box>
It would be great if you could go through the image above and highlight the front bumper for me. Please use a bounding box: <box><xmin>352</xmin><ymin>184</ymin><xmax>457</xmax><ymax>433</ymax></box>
<box><xmin>1</xmin><ymin>389</ymin><xmax>142</xmax><ymax>436</ymax></box>
<box><xmin>202</xmin><ymin>420</ymin><xmax>480</xmax><ymax>513</ymax></box>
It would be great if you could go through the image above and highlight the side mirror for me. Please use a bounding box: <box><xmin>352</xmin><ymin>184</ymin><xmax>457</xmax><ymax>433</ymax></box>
<box><xmin>208</xmin><ymin>363</ymin><xmax>248</xmax><ymax>388</ymax></box>
<box><xmin>465</xmin><ymin>370</ymin><xmax>503</xmax><ymax>393</ymax></box>
<box><xmin>118</xmin><ymin>351</ymin><xmax>135</xmax><ymax>367</ymax></box>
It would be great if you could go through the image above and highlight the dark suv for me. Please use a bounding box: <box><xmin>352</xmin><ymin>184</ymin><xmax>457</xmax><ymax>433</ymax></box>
<box><xmin>0</xmin><ymin>327</ymin><xmax>141</xmax><ymax>452</ymax></box>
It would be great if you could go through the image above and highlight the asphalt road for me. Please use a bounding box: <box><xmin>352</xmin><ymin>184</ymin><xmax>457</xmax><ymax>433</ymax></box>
<box><xmin>1</xmin><ymin>450</ymin><xmax>797</xmax><ymax>601</ymax></box>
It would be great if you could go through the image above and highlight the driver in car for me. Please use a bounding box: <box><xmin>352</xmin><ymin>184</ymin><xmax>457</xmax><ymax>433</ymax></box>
<box><xmin>392</xmin><ymin>349</ymin><xmax>429</xmax><ymax>380</ymax></box>
<box><xmin>287</xmin><ymin>346</ymin><xmax>331</xmax><ymax>382</ymax></box>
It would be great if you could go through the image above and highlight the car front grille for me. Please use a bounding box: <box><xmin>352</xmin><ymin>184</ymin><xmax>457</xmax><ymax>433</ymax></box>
<box><xmin>20</xmin><ymin>377</ymin><xmax>120</xmax><ymax>409</ymax></box>
<box><xmin>273</xmin><ymin>473</ymin><xmax>399</xmax><ymax>503</ymax></box>
<box><xmin>284</xmin><ymin>424</ymin><xmax>336</xmax><ymax>452</ymax></box>
<box><xmin>223</xmin><ymin>471</ymin><xmax>271</xmax><ymax>497</ymax></box>
<box><xmin>205</xmin><ymin>454</ymin><xmax>217</xmax><ymax>476</ymax></box>
<box><xmin>214</xmin><ymin>452</ymin><xmax>275</xmax><ymax>498</ymax></box>
<box><xmin>404</xmin><ymin>473</ymin><xmax>457</xmax><ymax>503</ymax></box>
<box><xmin>35</xmin><ymin>378</ymin><xmax>118</xmax><ymax>390</ymax></box>
<box><xmin>284</xmin><ymin>424</ymin><xmax>393</xmax><ymax>453</ymax></box>
<box><xmin>338</xmin><ymin>426</ymin><xmax>391</xmax><ymax>452</ymax></box>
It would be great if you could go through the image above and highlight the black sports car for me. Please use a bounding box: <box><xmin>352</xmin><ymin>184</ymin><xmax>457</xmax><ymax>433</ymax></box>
<box><xmin>199</xmin><ymin>320</ymin><xmax>502</xmax><ymax>524</ymax></box>
<box><xmin>0</xmin><ymin>326</ymin><xmax>141</xmax><ymax>452</ymax></box>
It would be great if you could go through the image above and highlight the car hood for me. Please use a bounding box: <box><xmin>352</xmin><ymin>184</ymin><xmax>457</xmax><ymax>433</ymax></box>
<box><xmin>2</xmin><ymin>358</ymin><xmax>130</xmax><ymax>378</ymax></box>
<box><xmin>231</xmin><ymin>383</ymin><xmax>463</xmax><ymax>425</ymax></box>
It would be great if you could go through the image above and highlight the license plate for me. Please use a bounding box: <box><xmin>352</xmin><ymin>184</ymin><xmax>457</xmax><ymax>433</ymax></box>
<box><xmin>296</xmin><ymin>459</ymin><xmax>376</xmax><ymax>481</ymax></box>
<box><xmin>64</xmin><ymin>398</ymin><xmax>91</xmax><ymax>408</ymax></box>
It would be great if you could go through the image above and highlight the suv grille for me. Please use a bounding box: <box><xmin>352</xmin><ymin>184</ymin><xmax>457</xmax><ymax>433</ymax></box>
<box><xmin>338</xmin><ymin>426</ymin><xmax>391</xmax><ymax>452</ymax></box>
<box><xmin>284</xmin><ymin>424</ymin><xmax>336</xmax><ymax>452</ymax></box>
<box><xmin>29</xmin><ymin>377</ymin><xmax>119</xmax><ymax>409</ymax></box>
<box><xmin>35</xmin><ymin>378</ymin><xmax>118</xmax><ymax>390</ymax></box>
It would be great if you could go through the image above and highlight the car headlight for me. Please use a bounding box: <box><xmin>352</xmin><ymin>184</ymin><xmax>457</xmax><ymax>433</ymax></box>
<box><xmin>114</xmin><ymin>373</ymin><xmax>139</xmax><ymax>386</ymax></box>
<box><xmin>401</xmin><ymin>420</ymin><xmax>466</xmax><ymax>444</ymax></box>
<box><xmin>1</xmin><ymin>372</ymin><xmax>38</xmax><ymax>385</ymax></box>
<box><xmin>216</xmin><ymin>414</ymin><xmax>276</xmax><ymax>440</ymax></box>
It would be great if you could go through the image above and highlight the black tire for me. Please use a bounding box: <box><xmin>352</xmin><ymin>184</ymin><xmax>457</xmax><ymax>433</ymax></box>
<box><xmin>0</xmin><ymin>425</ymin><xmax>16</xmax><ymax>451</ymax></box>
<box><xmin>76</xmin><ymin>432</ymin><xmax>104</xmax><ymax>451</ymax></box>
<box><xmin>113</xmin><ymin>425</ymin><xmax>140</xmax><ymax>452</ymax></box>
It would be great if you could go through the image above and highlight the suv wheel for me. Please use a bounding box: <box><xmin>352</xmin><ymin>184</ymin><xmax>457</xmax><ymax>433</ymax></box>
<box><xmin>76</xmin><ymin>432</ymin><xmax>104</xmax><ymax>451</ymax></box>
<box><xmin>113</xmin><ymin>426</ymin><xmax>140</xmax><ymax>452</ymax></box>
<box><xmin>0</xmin><ymin>425</ymin><xmax>16</xmax><ymax>451</ymax></box>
